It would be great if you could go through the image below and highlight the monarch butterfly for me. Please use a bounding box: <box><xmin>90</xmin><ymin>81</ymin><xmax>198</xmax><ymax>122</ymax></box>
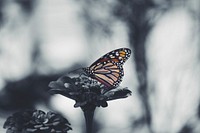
<box><xmin>83</xmin><ymin>48</ymin><xmax>131</xmax><ymax>88</ymax></box>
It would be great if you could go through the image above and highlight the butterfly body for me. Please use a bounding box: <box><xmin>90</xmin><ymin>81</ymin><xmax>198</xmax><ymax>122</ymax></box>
<box><xmin>83</xmin><ymin>48</ymin><xmax>131</xmax><ymax>89</ymax></box>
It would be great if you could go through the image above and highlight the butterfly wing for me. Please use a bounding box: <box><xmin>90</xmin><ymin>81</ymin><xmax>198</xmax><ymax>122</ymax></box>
<box><xmin>90</xmin><ymin>48</ymin><xmax>131</xmax><ymax>67</ymax></box>
<box><xmin>91</xmin><ymin>61</ymin><xmax>124</xmax><ymax>88</ymax></box>
<box><xmin>85</xmin><ymin>48</ymin><xmax>131</xmax><ymax>88</ymax></box>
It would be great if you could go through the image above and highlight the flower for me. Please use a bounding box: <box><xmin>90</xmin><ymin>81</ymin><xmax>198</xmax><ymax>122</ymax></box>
<box><xmin>3</xmin><ymin>110</ymin><xmax>72</xmax><ymax>133</ymax></box>
<box><xmin>48</xmin><ymin>69</ymin><xmax>132</xmax><ymax>111</ymax></box>
<box><xmin>48</xmin><ymin>69</ymin><xmax>132</xmax><ymax>133</ymax></box>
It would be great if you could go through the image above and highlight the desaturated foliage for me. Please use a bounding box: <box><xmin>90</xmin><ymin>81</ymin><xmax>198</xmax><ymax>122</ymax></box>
<box><xmin>0</xmin><ymin>0</ymin><xmax>200</xmax><ymax>133</ymax></box>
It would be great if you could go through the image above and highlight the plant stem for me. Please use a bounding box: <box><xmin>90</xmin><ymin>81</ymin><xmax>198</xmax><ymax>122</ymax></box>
<box><xmin>83</xmin><ymin>107</ymin><xmax>95</xmax><ymax>133</ymax></box>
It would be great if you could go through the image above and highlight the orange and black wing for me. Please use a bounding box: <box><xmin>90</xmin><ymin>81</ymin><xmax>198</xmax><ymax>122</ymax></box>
<box><xmin>91</xmin><ymin>61</ymin><xmax>123</xmax><ymax>88</ymax></box>
<box><xmin>90</xmin><ymin>48</ymin><xmax>131</xmax><ymax>67</ymax></box>
<box><xmin>86</xmin><ymin>48</ymin><xmax>131</xmax><ymax>88</ymax></box>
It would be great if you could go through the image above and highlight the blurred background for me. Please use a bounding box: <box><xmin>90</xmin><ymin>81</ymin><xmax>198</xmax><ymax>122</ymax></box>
<box><xmin>0</xmin><ymin>0</ymin><xmax>200</xmax><ymax>133</ymax></box>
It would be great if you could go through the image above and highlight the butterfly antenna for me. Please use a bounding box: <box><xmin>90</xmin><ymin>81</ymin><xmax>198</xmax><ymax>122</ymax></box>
<box><xmin>68</xmin><ymin>67</ymin><xmax>88</xmax><ymax>78</ymax></box>
<box><xmin>68</xmin><ymin>68</ymin><xmax>82</xmax><ymax>74</ymax></box>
